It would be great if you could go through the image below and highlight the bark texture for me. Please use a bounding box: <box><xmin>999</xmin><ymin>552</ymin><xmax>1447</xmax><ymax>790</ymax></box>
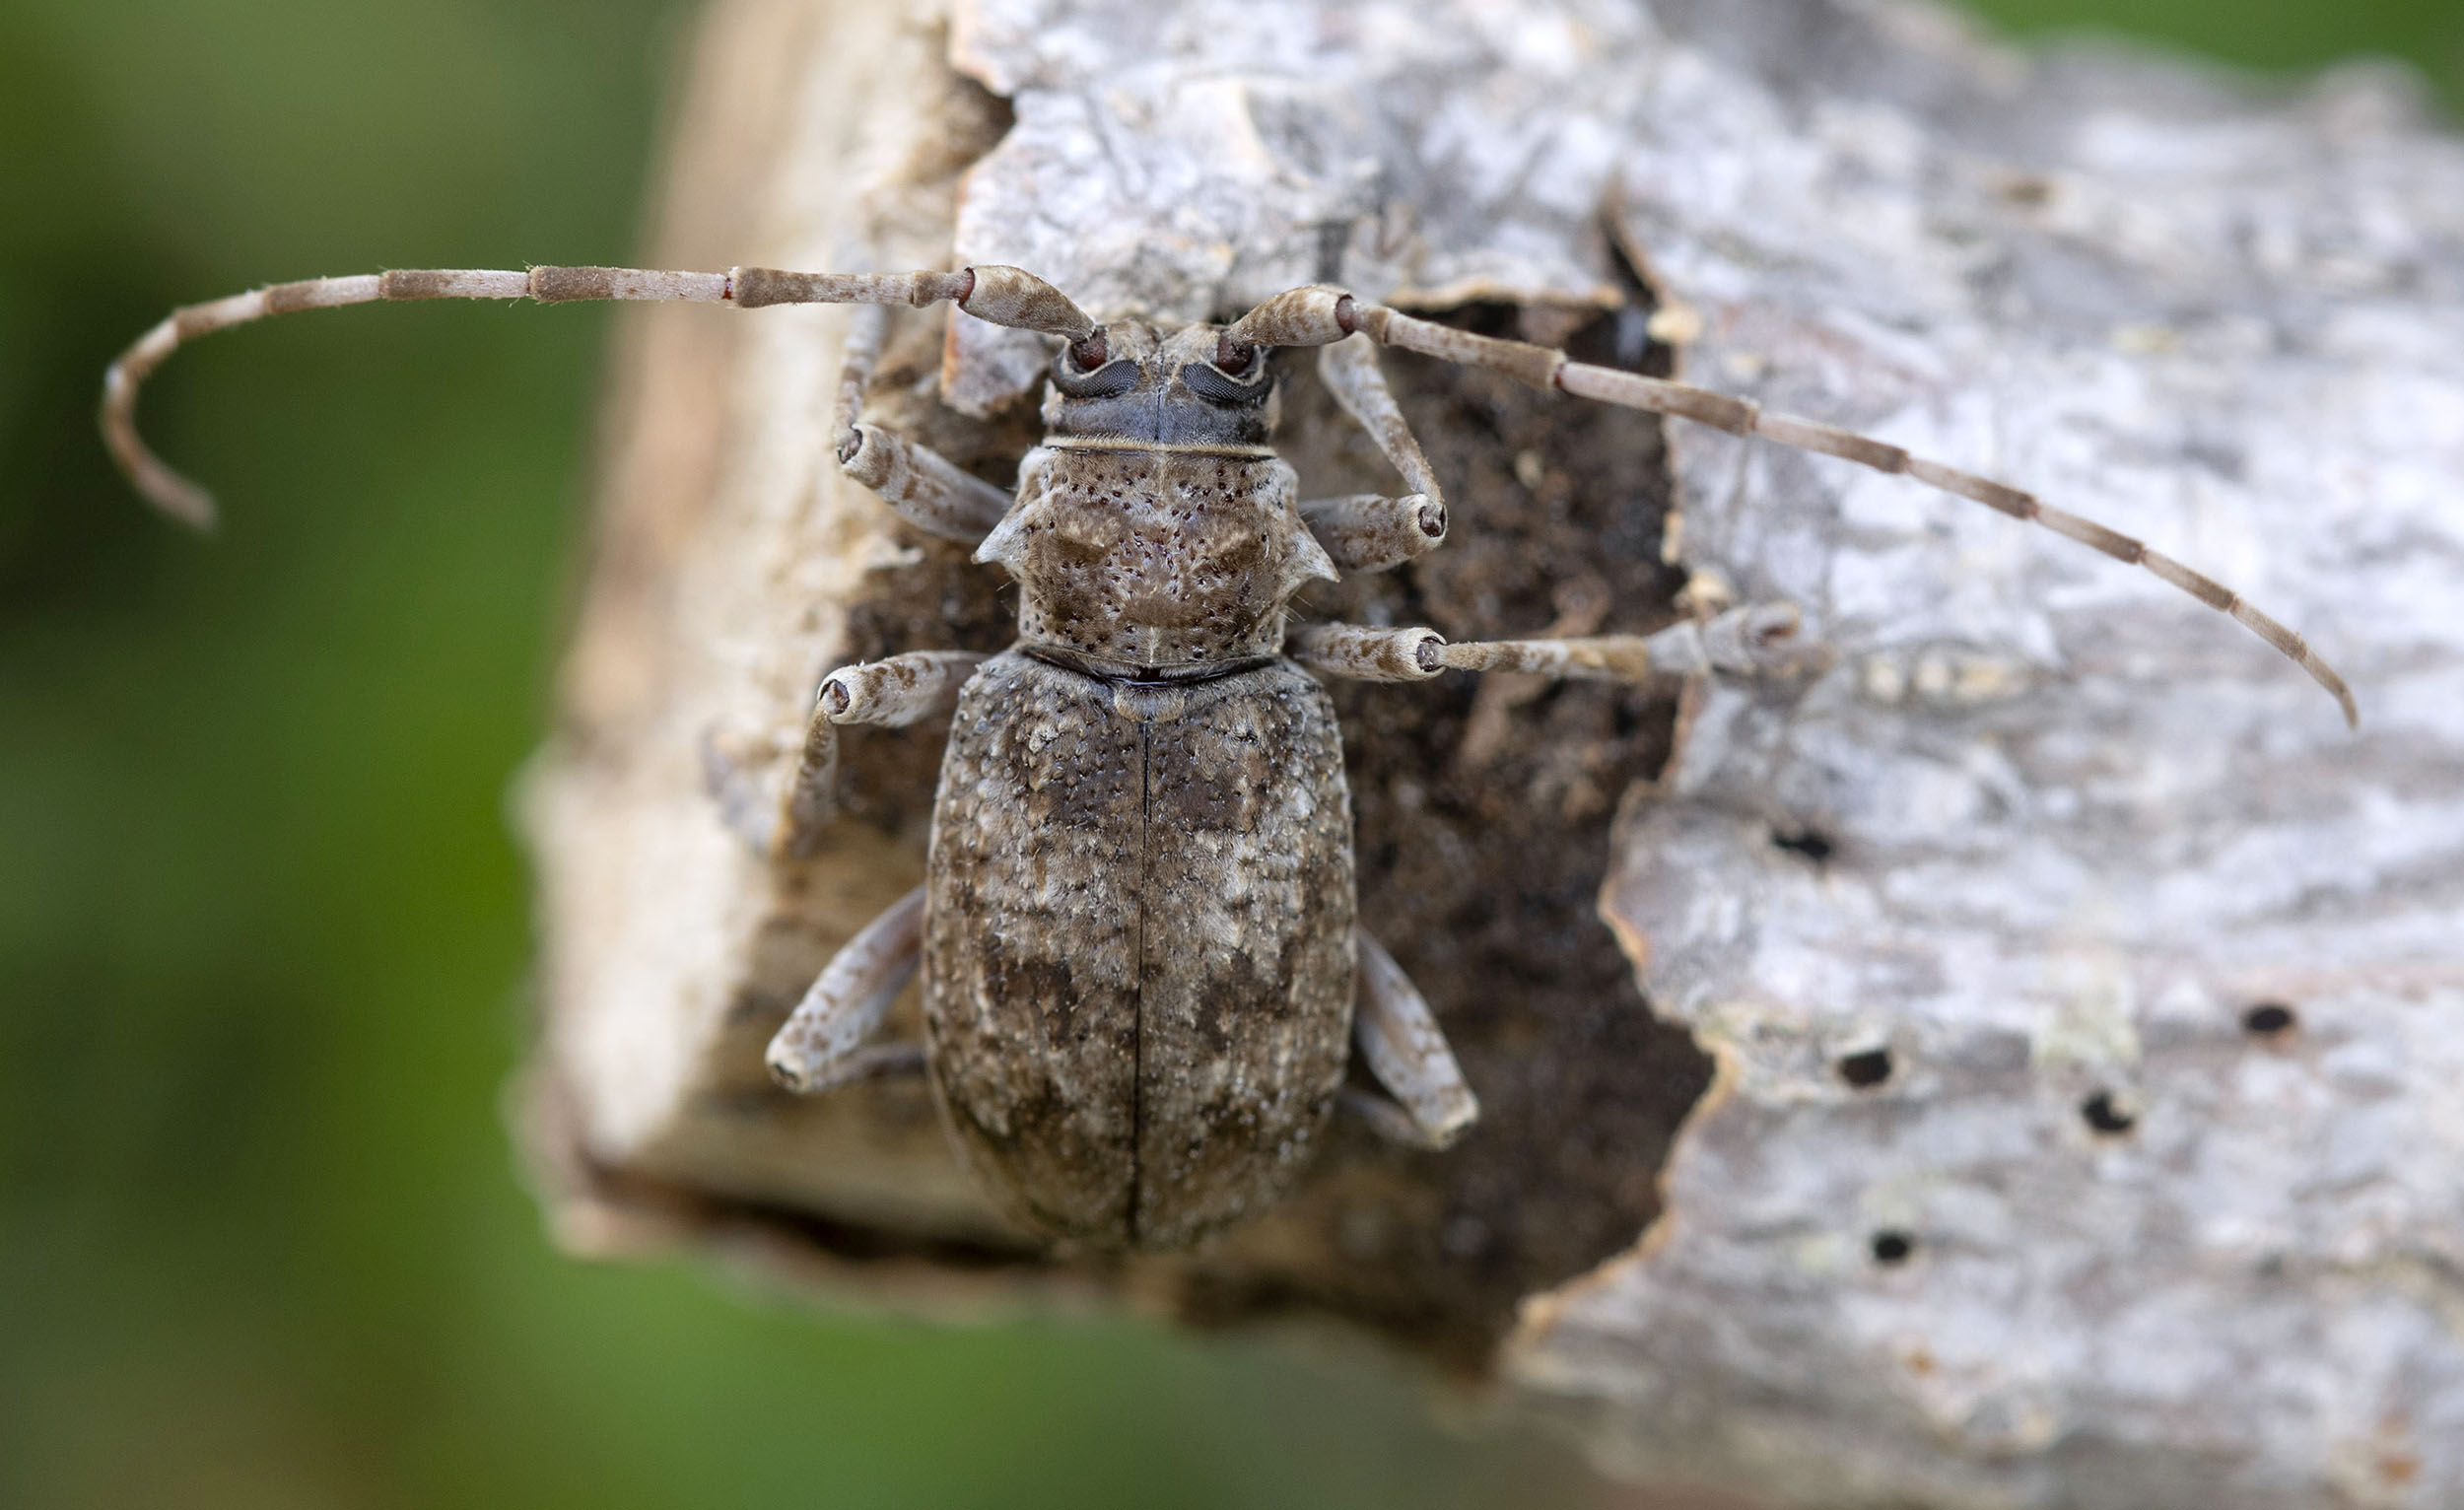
<box><xmin>522</xmin><ymin>0</ymin><xmax>2464</xmax><ymax>1504</ymax></box>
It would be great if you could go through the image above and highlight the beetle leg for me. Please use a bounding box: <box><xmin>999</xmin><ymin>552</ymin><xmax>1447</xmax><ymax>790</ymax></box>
<box><xmin>1291</xmin><ymin>602</ymin><xmax>1817</xmax><ymax>684</ymax></box>
<box><xmin>1288</xmin><ymin>622</ymin><xmax>1449</xmax><ymax>682</ymax></box>
<box><xmin>1336</xmin><ymin>1087</ymin><xmax>1435</xmax><ymax>1147</ymax></box>
<box><xmin>1318</xmin><ymin>336</ymin><xmax>1442</xmax><ymax>496</ymax></box>
<box><xmin>706</xmin><ymin>650</ymin><xmax>990</xmax><ymax>858</ymax></box>
<box><xmin>1347</xmin><ymin>927</ymin><xmax>1477</xmax><ymax>1150</ymax></box>
<box><xmin>1299</xmin><ymin>336</ymin><xmax>1447</xmax><ymax>574</ymax></box>
<box><xmin>1296</xmin><ymin>492</ymin><xmax>1447</xmax><ymax>572</ymax></box>
<box><xmin>834</xmin><ymin>305</ymin><xmax>1012</xmax><ymax>544</ymax></box>
<box><xmin>773</xmin><ymin>650</ymin><xmax>990</xmax><ymax>858</ymax></box>
<box><xmin>766</xmin><ymin>885</ymin><xmax>928</xmax><ymax>1094</ymax></box>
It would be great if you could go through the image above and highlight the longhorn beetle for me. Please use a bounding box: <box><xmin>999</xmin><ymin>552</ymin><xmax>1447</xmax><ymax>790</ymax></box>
<box><xmin>102</xmin><ymin>262</ymin><xmax>2357</xmax><ymax>1250</ymax></box>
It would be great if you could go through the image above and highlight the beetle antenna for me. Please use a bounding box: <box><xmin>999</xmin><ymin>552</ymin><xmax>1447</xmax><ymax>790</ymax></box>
<box><xmin>102</xmin><ymin>263</ymin><xmax>1095</xmax><ymax>527</ymax></box>
<box><xmin>1337</xmin><ymin>299</ymin><xmax>2359</xmax><ymax>728</ymax></box>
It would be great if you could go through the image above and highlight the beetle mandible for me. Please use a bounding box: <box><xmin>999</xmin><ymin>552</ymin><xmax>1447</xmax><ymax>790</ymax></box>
<box><xmin>101</xmin><ymin>259</ymin><xmax>2356</xmax><ymax>1250</ymax></box>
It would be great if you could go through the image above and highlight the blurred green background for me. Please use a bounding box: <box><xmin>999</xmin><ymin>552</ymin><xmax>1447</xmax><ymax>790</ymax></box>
<box><xmin>3</xmin><ymin>3</ymin><xmax>2456</xmax><ymax>1507</ymax></box>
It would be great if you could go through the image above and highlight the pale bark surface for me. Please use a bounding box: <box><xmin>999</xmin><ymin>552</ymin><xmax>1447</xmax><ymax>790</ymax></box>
<box><xmin>522</xmin><ymin>0</ymin><xmax>2464</xmax><ymax>1504</ymax></box>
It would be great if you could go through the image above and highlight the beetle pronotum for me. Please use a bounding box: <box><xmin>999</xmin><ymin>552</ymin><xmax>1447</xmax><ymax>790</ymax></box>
<box><xmin>102</xmin><ymin>260</ymin><xmax>2355</xmax><ymax>1249</ymax></box>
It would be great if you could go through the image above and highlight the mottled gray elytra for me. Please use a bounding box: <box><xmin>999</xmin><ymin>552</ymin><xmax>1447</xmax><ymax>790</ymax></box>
<box><xmin>103</xmin><ymin>261</ymin><xmax>2356</xmax><ymax>1250</ymax></box>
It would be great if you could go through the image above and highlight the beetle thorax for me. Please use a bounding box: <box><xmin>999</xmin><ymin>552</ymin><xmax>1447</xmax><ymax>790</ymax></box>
<box><xmin>974</xmin><ymin>322</ymin><xmax>1336</xmax><ymax>674</ymax></box>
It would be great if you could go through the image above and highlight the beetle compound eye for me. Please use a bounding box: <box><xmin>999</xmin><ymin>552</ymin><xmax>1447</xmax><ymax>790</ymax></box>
<box><xmin>1180</xmin><ymin>360</ymin><xmax>1272</xmax><ymax>405</ymax></box>
<box><xmin>1051</xmin><ymin>340</ymin><xmax>1138</xmax><ymax>399</ymax></box>
<box><xmin>1214</xmin><ymin>332</ymin><xmax>1257</xmax><ymax>375</ymax></box>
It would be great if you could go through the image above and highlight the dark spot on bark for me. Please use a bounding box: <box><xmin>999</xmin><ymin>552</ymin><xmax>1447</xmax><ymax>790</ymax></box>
<box><xmin>1837</xmin><ymin>1047</ymin><xmax>1892</xmax><ymax>1087</ymax></box>
<box><xmin>2243</xmin><ymin>1001</ymin><xmax>2297</xmax><ymax>1036</ymax></box>
<box><xmin>1772</xmin><ymin>827</ymin><xmax>1834</xmax><ymax>863</ymax></box>
<box><xmin>2080</xmin><ymin>1090</ymin><xmax>2136</xmax><ymax>1134</ymax></box>
<box><xmin>1872</xmin><ymin>1230</ymin><xmax>1915</xmax><ymax>1265</ymax></box>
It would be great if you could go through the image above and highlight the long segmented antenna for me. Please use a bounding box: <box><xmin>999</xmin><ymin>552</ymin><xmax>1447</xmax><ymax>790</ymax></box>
<box><xmin>107</xmin><ymin>265</ymin><xmax>2358</xmax><ymax>727</ymax></box>
<box><xmin>1226</xmin><ymin>287</ymin><xmax>2359</xmax><ymax>727</ymax></box>
<box><xmin>100</xmin><ymin>263</ymin><xmax>1095</xmax><ymax>529</ymax></box>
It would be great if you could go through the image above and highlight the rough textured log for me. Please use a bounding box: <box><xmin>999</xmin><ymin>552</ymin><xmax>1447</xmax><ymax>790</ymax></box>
<box><xmin>521</xmin><ymin>0</ymin><xmax>2464</xmax><ymax>1504</ymax></box>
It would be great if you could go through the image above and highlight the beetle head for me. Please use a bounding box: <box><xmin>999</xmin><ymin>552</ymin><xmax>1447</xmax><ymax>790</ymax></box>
<box><xmin>1040</xmin><ymin>321</ymin><xmax>1277</xmax><ymax>446</ymax></box>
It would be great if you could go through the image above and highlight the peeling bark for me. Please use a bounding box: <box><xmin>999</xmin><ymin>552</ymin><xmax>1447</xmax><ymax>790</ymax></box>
<box><xmin>522</xmin><ymin>0</ymin><xmax>2464</xmax><ymax>1504</ymax></box>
